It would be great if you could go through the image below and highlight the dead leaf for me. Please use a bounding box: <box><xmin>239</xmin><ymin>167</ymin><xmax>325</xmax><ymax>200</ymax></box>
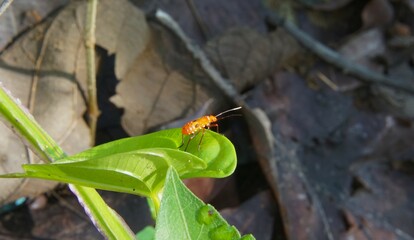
<box><xmin>0</xmin><ymin>1</ymin><xmax>68</xmax><ymax>50</ymax></box>
<box><xmin>205</xmin><ymin>28</ymin><xmax>300</xmax><ymax>92</ymax></box>
<box><xmin>0</xmin><ymin>0</ymin><xmax>149</xmax><ymax>204</ymax></box>
<box><xmin>110</xmin><ymin>22</ymin><xmax>214</xmax><ymax>135</ymax></box>
<box><xmin>0</xmin><ymin>7</ymin><xmax>90</xmax><ymax>204</ymax></box>
<box><xmin>156</xmin><ymin>0</ymin><xmax>269</xmax><ymax>42</ymax></box>
<box><xmin>93</xmin><ymin>2</ymin><xmax>150</xmax><ymax>79</ymax></box>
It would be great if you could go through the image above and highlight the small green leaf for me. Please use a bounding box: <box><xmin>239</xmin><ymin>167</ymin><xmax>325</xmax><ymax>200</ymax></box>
<box><xmin>155</xmin><ymin>167</ymin><xmax>255</xmax><ymax>240</ymax></box>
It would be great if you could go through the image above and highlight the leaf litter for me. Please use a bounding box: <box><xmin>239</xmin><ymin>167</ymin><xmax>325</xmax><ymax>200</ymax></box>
<box><xmin>1</xmin><ymin>0</ymin><xmax>414</xmax><ymax>239</ymax></box>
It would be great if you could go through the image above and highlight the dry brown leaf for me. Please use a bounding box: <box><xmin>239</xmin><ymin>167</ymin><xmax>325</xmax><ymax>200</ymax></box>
<box><xmin>0</xmin><ymin>9</ymin><xmax>89</xmax><ymax>204</ymax></box>
<box><xmin>0</xmin><ymin>1</ymin><xmax>68</xmax><ymax>50</ymax></box>
<box><xmin>110</xmin><ymin>20</ymin><xmax>228</xmax><ymax>136</ymax></box>
<box><xmin>0</xmin><ymin>0</ymin><xmax>149</xmax><ymax>204</ymax></box>
<box><xmin>205</xmin><ymin>28</ymin><xmax>300</xmax><ymax>92</ymax></box>
<box><xmin>93</xmin><ymin>2</ymin><xmax>149</xmax><ymax>79</ymax></box>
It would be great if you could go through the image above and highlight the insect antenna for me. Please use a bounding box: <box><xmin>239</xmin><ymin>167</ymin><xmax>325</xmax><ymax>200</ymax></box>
<box><xmin>216</xmin><ymin>113</ymin><xmax>242</xmax><ymax>121</ymax></box>
<box><xmin>215</xmin><ymin>106</ymin><xmax>242</xmax><ymax>118</ymax></box>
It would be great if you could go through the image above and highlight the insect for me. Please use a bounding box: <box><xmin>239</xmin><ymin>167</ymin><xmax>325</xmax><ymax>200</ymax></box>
<box><xmin>181</xmin><ymin>106</ymin><xmax>242</xmax><ymax>151</ymax></box>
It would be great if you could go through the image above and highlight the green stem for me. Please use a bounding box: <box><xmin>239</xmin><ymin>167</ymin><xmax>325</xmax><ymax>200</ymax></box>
<box><xmin>0</xmin><ymin>85</ymin><xmax>134</xmax><ymax>239</ymax></box>
<box><xmin>0</xmin><ymin>85</ymin><xmax>62</xmax><ymax>162</ymax></box>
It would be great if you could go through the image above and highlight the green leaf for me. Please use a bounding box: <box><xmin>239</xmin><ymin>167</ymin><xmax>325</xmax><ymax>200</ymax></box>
<box><xmin>0</xmin><ymin>128</ymin><xmax>238</xmax><ymax>216</ymax></box>
<box><xmin>155</xmin><ymin>167</ymin><xmax>255</xmax><ymax>240</ymax></box>
<box><xmin>61</xmin><ymin>127</ymin><xmax>237</xmax><ymax>178</ymax></box>
<box><xmin>8</xmin><ymin>148</ymin><xmax>206</xmax><ymax>197</ymax></box>
<box><xmin>136</xmin><ymin>226</ymin><xmax>155</xmax><ymax>240</ymax></box>
<box><xmin>65</xmin><ymin>128</ymin><xmax>183</xmax><ymax>162</ymax></box>
<box><xmin>1</xmin><ymin>128</ymin><xmax>237</xmax><ymax>196</ymax></box>
<box><xmin>64</xmin><ymin>128</ymin><xmax>237</xmax><ymax>178</ymax></box>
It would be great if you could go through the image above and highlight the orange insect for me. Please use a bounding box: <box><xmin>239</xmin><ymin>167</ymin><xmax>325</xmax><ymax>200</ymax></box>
<box><xmin>181</xmin><ymin>106</ymin><xmax>242</xmax><ymax>151</ymax></box>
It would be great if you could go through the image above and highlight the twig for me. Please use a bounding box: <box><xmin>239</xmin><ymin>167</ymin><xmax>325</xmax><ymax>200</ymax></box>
<box><xmin>266</xmin><ymin>11</ymin><xmax>414</xmax><ymax>95</ymax></box>
<box><xmin>316</xmin><ymin>71</ymin><xmax>339</xmax><ymax>91</ymax></box>
<box><xmin>0</xmin><ymin>0</ymin><xmax>13</xmax><ymax>17</ymax></box>
<box><xmin>154</xmin><ymin>10</ymin><xmax>245</xmax><ymax>107</ymax></box>
<box><xmin>84</xmin><ymin>0</ymin><xmax>99</xmax><ymax>146</ymax></box>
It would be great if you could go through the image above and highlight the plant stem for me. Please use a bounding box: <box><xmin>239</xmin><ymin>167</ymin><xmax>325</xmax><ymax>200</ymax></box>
<box><xmin>85</xmin><ymin>0</ymin><xmax>100</xmax><ymax>146</ymax></box>
<box><xmin>0</xmin><ymin>84</ymin><xmax>134</xmax><ymax>239</ymax></box>
<box><xmin>0</xmin><ymin>85</ymin><xmax>60</xmax><ymax>162</ymax></box>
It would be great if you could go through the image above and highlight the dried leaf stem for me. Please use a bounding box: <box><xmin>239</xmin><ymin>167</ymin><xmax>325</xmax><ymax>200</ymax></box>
<box><xmin>85</xmin><ymin>0</ymin><xmax>100</xmax><ymax>145</ymax></box>
<box><xmin>0</xmin><ymin>0</ymin><xmax>13</xmax><ymax>17</ymax></box>
<box><xmin>266</xmin><ymin>11</ymin><xmax>414</xmax><ymax>95</ymax></box>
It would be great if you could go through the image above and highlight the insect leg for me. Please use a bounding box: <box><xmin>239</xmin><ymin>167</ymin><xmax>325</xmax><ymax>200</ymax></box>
<box><xmin>184</xmin><ymin>132</ymin><xmax>198</xmax><ymax>151</ymax></box>
<box><xmin>179</xmin><ymin>134</ymin><xmax>184</xmax><ymax>148</ymax></box>
<box><xmin>210</xmin><ymin>123</ymin><xmax>219</xmax><ymax>133</ymax></box>
<box><xmin>197</xmin><ymin>128</ymin><xmax>204</xmax><ymax>151</ymax></box>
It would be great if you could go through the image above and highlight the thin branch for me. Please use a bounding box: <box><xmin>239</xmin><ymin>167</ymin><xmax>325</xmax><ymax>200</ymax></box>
<box><xmin>266</xmin><ymin>11</ymin><xmax>414</xmax><ymax>95</ymax></box>
<box><xmin>84</xmin><ymin>0</ymin><xmax>99</xmax><ymax>146</ymax></box>
<box><xmin>0</xmin><ymin>0</ymin><xmax>13</xmax><ymax>17</ymax></box>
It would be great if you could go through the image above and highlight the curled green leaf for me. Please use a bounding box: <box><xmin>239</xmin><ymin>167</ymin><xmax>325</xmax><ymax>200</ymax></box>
<box><xmin>0</xmin><ymin>128</ymin><xmax>237</xmax><ymax>197</ymax></box>
<box><xmin>180</xmin><ymin>129</ymin><xmax>237</xmax><ymax>178</ymax></box>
